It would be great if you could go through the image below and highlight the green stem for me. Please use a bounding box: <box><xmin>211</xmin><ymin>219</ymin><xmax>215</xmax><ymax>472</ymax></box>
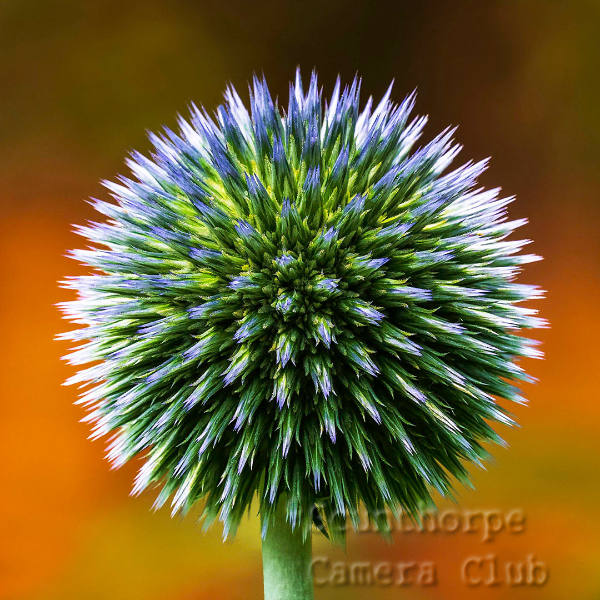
<box><xmin>261</xmin><ymin>502</ymin><xmax>314</xmax><ymax>600</ymax></box>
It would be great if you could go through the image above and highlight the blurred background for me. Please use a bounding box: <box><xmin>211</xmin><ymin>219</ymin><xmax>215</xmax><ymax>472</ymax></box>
<box><xmin>1</xmin><ymin>0</ymin><xmax>599</xmax><ymax>598</ymax></box>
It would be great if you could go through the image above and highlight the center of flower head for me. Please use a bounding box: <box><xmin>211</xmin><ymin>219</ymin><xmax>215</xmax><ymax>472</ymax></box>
<box><xmin>272</xmin><ymin>251</ymin><xmax>339</xmax><ymax>323</ymax></box>
<box><xmin>227</xmin><ymin>235</ymin><xmax>350</xmax><ymax>367</ymax></box>
<box><xmin>222</xmin><ymin>216</ymin><xmax>391</xmax><ymax>405</ymax></box>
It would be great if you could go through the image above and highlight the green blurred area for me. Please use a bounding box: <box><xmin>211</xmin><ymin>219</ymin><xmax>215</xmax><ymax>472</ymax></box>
<box><xmin>2</xmin><ymin>0</ymin><xmax>599</xmax><ymax>207</ymax></box>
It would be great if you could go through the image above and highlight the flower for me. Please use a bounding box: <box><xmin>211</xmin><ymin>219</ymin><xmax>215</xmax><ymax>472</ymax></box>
<box><xmin>60</xmin><ymin>69</ymin><xmax>545</xmax><ymax>542</ymax></box>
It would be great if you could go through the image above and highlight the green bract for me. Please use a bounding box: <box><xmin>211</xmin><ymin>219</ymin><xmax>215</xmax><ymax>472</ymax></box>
<box><xmin>60</xmin><ymin>70</ymin><xmax>545</xmax><ymax>542</ymax></box>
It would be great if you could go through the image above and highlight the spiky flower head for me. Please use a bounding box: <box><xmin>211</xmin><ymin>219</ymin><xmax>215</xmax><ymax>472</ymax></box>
<box><xmin>60</xmin><ymin>70</ymin><xmax>545</xmax><ymax>542</ymax></box>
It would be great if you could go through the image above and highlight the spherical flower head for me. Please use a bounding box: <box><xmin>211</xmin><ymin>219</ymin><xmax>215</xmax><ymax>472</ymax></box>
<box><xmin>60</xmin><ymin>70</ymin><xmax>545</xmax><ymax>542</ymax></box>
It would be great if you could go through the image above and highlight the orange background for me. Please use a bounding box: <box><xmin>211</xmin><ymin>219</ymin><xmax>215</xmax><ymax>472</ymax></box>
<box><xmin>1</xmin><ymin>1</ymin><xmax>599</xmax><ymax>598</ymax></box>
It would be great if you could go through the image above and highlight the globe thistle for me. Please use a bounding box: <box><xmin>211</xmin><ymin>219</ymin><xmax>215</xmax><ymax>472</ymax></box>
<box><xmin>60</xmin><ymin>70</ymin><xmax>545</xmax><ymax>551</ymax></box>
